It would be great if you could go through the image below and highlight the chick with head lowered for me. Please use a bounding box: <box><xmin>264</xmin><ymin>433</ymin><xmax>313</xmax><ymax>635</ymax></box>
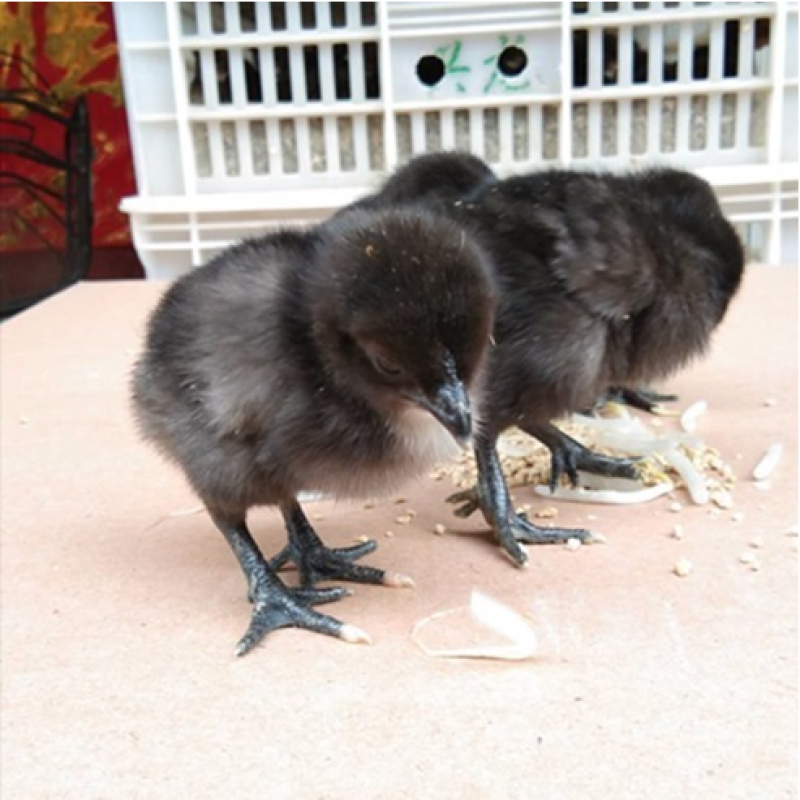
<box><xmin>350</xmin><ymin>153</ymin><xmax>745</xmax><ymax>567</ymax></box>
<box><xmin>132</xmin><ymin>207</ymin><xmax>505</xmax><ymax>655</ymax></box>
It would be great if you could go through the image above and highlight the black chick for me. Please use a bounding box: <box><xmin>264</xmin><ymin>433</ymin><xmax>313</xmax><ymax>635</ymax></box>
<box><xmin>338</xmin><ymin>150</ymin><xmax>497</xmax><ymax>216</ymax></box>
<box><xmin>348</xmin><ymin>155</ymin><xmax>745</xmax><ymax>566</ymax></box>
<box><xmin>131</xmin><ymin>207</ymin><xmax>495</xmax><ymax>654</ymax></box>
<box><xmin>450</xmin><ymin>165</ymin><xmax>745</xmax><ymax>564</ymax></box>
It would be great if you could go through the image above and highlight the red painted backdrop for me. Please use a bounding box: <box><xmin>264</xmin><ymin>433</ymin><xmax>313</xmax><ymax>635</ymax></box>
<box><xmin>1</xmin><ymin>1</ymin><xmax>136</xmax><ymax>256</ymax></box>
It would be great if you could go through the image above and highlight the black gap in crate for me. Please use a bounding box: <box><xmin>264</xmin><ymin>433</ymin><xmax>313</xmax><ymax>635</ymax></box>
<box><xmin>240</xmin><ymin>3</ymin><xmax>256</xmax><ymax>32</ymax></box>
<box><xmin>215</xmin><ymin>50</ymin><xmax>233</xmax><ymax>103</ymax></box>
<box><xmin>601</xmin><ymin>30</ymin><xmax>618</xmax><ymax>84</ymax></box>
<box><xmin>186</xmin><ymin>51</ymin><xmax>203</xmax><ymax>103</ymax></box>
<box><xmin>333</xmin><ymin>44</ymin><xmax>351</xmax><ymax>99</ymax></box>
<box><xmin>722</xmin><ymin>20</ymin><xmax>742</xmax><ymax>78</ymax></box>
<box><xmin>693</xmin><ymin>44</ymin><xmax>710</xmax><ymax>79</ymax></box>
<box><xmin>303</xmin><ymin>46</ymin><xmax>321</xmax><ymax>101</ymax></box>
<box><xmin>572</xmin><ymin>30</ymin><xmax>589</xmax><ymax>87</ymax></box>
<box><xmin>301</xmin><ymin>3</ymin><xmax>317</xmax><ymax>29</ymax></box>
<box><xmin>573</xmin><ymin>30</ymin><xmax>623</xmax><ymax>87</ymax></box>
<box><xmin>755</xmin><ymin>18</ymin><xmax>771</xmax><ymax>48</ymax></box>
<box><xmin>245</xmin><ymin>48</ymin><xmax>262</xmax><ymax>102</ymax></box>
<box><xmin>363</xmin><ymin>42</ymin><xmax>380</xmax><ymax>98</ymax></box>
<box><xmin>270</xmin><ymin>2</ymin><xmax>287</xmax><ymax>31</ymax></box>
<box><xmin>572</xmin><ymin>2</ymin><xmax>623</xmax><ymax>15</ymax></box>
<box><xmin>632</xmin><ymin>27</ymin><xmax>648</xmax><ymax>83</ymax></box>
<box><xmin>210</xmin><ymin>1</ymin><xmax>226</xmax><ymax>32</ymax></box>
<box><xmin>331</xmin><ymin>2</ymin><xmax>347</xmax><ymax>28</ymax></box>
<box><xmin>361</xmin><ymin>3</ymin><xmax>377</xmax><ymax>26</ymax></box>
<box><xmin>274</xmin><ymin>47</ymin><xmax>292</xmax><ymax>101</ymax></box>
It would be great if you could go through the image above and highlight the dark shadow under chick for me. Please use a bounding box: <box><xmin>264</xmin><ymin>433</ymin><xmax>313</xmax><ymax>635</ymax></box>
<box><xmin>131</xmin><ymin>208</ymin><xmax>496</xmax><ymax>654</ymax></box>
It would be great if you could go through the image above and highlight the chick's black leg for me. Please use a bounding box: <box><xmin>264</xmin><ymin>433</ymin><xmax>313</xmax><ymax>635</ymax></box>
<box><xmin>271</xmin><ymin>500</ymin><xmax>413</xmax><ymax>588</ymax></box>
<box><xmin>208</xmin><ymin>509</ymin><xmax>369</xmax><ymax>656</ymax></box>
<box><xmin>459</xmin><ymin>434</ymin><xmax>593</xmax><ymax>567</ymax></box>
<box><xmin>523</xmin><ymin>422</ymin><xmax>640</xmax><ymax>492</ymax></box>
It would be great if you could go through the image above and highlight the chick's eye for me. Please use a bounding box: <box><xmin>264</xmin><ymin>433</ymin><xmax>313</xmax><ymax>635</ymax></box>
<box><xmin>371</xmin><ymin>353</ymin><xmax>404</xmax><ymax>379</ymax></box>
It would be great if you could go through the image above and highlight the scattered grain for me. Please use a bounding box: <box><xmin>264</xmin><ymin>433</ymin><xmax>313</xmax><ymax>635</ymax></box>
<box><xmin>673</xmin><ymin>559</ymin><xmax>693</xmax><ymax>577</ymax></box>
<box><xmin>535</xmin><ymin>506</ymin><xmax>559</xmax><ymax>519</ymax></box>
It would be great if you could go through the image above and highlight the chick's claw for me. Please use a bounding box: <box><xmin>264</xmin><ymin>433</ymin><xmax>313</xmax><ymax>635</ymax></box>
<box><xmin>268</xmin><ymin>539</ymin><xmax>378</xmax><ymax>574</ymax></box>
<box><xmin>607</xmin><ymin>386</ymin><xmax>679</xmax><ymax>414</ymax></box>
<box><xmin>494</xmin><ymin>514</ymin><xmax>598</xmax><ymax>568</ymax></box>
<box><xmin>511</xmin><ymin>515</ymin><xmax>595</xmax><ymax>547</ymax></box>
<box><xmin>446</xmin><ymin>487</ymin><xmax>481</xmax><ymax>518</ymax></box>
<box><xmin>295</xmin><ymin>542</ymin><xmax>400</xmax><ymax>588</ymax></box>
<box><xmin>235</xmin><ymin>582</ymin><xmax>371</xmax><ymax>657</ymax></box>
<box><xmin>549</xmin><ymin>448</ymin><xmax>641</xmax><ymax>493</ymax></box>
<box><xmin>278</xmin><ymin>502</ymin><xmax>413</xmax><ymax>588</ymax></box>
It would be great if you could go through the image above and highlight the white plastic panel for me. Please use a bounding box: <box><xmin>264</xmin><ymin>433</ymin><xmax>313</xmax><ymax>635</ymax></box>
<box><xmin>112</xmin><ymin>1</ymin><xmax>799</xmax><ymax>275</ymax></box>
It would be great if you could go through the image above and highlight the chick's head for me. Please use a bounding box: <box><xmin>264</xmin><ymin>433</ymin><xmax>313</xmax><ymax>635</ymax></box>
<box><xmin>312</xmin><ymin>208</ymin><xmax>496</xmax><ymax>440</ymax></box>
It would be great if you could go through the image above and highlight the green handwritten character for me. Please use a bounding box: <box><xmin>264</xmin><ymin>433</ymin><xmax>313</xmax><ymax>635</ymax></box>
<box><xmin>434</xmin><ymin>40</ymin><xmax>471</xmax><ymax>92</ymax></box>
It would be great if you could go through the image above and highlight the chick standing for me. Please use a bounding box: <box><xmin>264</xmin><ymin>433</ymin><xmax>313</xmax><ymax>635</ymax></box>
<box><xmin>459</xmin><ymin>165</ymin><xmax>745</xmax><ymax>564</ymax></box>
<box><xmin>132</xmin><ymin>208</ymin><xmax>495</xmax><ymax>655</ymax></box>
<box><xmin>351</xmin><ymin>154</ymin><xmax>745</xmax><ymax>566</ymax></box>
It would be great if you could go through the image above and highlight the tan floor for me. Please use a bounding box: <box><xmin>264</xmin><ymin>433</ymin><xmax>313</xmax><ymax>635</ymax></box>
<box><xmin>1</xmin><ymin>268</ymin><xmax>797</xmax><ymax>799</ymax></box>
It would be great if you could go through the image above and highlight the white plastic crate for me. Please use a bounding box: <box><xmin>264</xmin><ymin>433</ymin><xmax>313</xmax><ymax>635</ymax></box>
<box><xmin>114</xmin><ymin>1</ymin><xmax>799</xmax><ymax>277</ymax></box>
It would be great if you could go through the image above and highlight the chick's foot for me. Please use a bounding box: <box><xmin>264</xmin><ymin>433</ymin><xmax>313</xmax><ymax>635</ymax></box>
<box><xmin>523</xmin><ymin>422</ymin><xmax>640</xmax><ymax>492</ymax></box>
<box><xmin>446</xmin><ymin>487</ymin><xmax>481</xmax><ymax>519</ymax></box>
<box><xmin>237</xmin><ymin>578</ymin><xmax>369</xmax><ymax>656</ymax></box>
<box><xmin>548</xmin><ymin>442</ymin><xmax>640</xmax><ymax>492</ymax></box>
<box><xmin>208</xmin><ymin>510</ymin><xmax>369</xmax><ymax>656</ymax></box>
<box><xmin>275</xmin><ymin>501</ymin><xmax>414</xmax><ymax>589</ymax></box>
<box><xmin>467</xmin><ymin>436</ymin><xmax>598</xmax><ymax>567</ymax></box>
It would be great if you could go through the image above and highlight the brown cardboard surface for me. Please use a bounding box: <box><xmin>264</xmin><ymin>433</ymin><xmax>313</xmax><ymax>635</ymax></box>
<box><xmin>1</xmin><ymin>269</ymin><xmax>797</xmax><ymax>799</ymax></box>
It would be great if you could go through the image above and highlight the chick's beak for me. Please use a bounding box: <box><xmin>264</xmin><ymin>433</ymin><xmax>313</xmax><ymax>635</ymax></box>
<box><xmin>409</xmin><ymin>381</ymin><xmax>472</xmax><ymax>444</ymax></box>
